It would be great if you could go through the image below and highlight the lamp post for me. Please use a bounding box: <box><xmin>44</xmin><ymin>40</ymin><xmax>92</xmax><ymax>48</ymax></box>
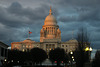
<box><xmin>89</xmin><ymin>47</ymin><xmax>92</xmax><ymax>62</ymax></box>
<box><xmin>4</xmin><ymin>58</ymin><xmax>7</xmax><ymax>62</ymax></box>
<box><xmin>70</xmin><ymin>51</ymin><xmax>73</xmax><ymax>67</ymax></box>
<box><xmin>85</xmin><ymin>47</ymin><xmax>92</xmax><ymax>62</ymax></box>
<box><xmin>4</xmin><ymin>58</ymin><xmax>7</xmax><ymax>67</ymax></box>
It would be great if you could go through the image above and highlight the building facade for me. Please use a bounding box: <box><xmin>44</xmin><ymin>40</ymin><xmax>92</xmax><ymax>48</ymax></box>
<box><xmin>11</xmin><ymin>7</ymin><xmax>78</xmax><ymax>53</ymax></box>
<box><xmin>0</xmin><ymin>41</ymin><xmax>9</xmax><ymax>66</ymax></box>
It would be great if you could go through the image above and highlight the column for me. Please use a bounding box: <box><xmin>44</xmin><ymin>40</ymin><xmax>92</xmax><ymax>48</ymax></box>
<box><xmin>50</xmin><ymin>27</ymin><xmax>51</xmax><ymax>34</ymax></box>
<box><xmin>52</xmin><ymin>27</ymin><xmax>53</xmax><ymax>34</ymax></box>
<box><xmin>48</xmin><ymin>27</ymin><xmax>49</xmax><ymax>34</ymax></box>
<box><xmin>53</xmin><ymin>27</ymin><xmax>54</xmax><ymax>34</ymax></box>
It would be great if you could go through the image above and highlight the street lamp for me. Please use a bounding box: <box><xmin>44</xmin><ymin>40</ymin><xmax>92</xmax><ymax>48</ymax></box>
<box><xmin>70</xmin><ymin>51</ymin><xmax>73</xmax><ymax>54</ymax></box>
<box><xmin>85</xmin><ymin>47</ymin><xmax>89</xmax><ymax>51</ymax></box>
<box><xmin>85</xmin><ymin>47</ymin><xmax>93</xmax><ymax>62</ymax></box>
<box><xmin>89</xmin><ymin>47</ymin><xmax>92</xmax><ymax>51</ymax></box>
<box><xmin>72</xmin><ymin>56</ymin><xmax>74</xmax><ymax>59</ymax></box>
<box><xmin>85</xmin><ymin>47</ymin><xmax>92</xmax><ymax>52</ymax></box>
<box><xmin>72</xmin><ymin>59</ymin><xmax>75</xmax><ymax>61</ymax></box>
<box><xmin>11</xmin><ymin>60</ymin><xmax>13</xmax><ymax>62</ymax></box>
<box><xmin>4</xmin><ymin>58</ymin><xmax>7</xmax><ymax>62</ymax></box>
<box><xmin>70</xmin><ymin>51</ymin><xmax>73</xmax><ymax>67</ymax></box>
<box><xmin>18</xmin><ymin>61</ymin><xmax>19</xmax><ymax>63</ymax></box>
<box><xmin>4</xmin><ymin>58</ymin><xmax>7</xmax><ymax>67</ymax></box>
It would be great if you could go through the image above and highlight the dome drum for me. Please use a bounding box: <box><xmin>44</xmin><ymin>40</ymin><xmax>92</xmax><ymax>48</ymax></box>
<box><xmin>46</xmin><ymin>35</ymin><xmax>55</xmax><ymax>38</ymax></box>
<box><xmin>42</xmin><ymin>25</ymin><xmax>59</xmax><ymax>28</ymax></box>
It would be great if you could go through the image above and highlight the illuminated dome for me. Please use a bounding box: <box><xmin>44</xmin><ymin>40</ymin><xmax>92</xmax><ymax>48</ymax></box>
<box><xmin>44</xmin><ymin>7</ymin><xmax>57</xmax><ymax>26</ymax></box>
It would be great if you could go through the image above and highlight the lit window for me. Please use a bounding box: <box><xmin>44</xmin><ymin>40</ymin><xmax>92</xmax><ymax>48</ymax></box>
<box><xmin>50</xmin><ymin>48</ymin><xmax>51</xmax><ymax>50</ymax></box>
<box><xmin>15</xmin><ymin>45</ymin><xmax>17</xmax><ymax>47</ymax></box>
<box><xmin>22</xmin><ymin>49</ymin><xmax>25</xmax><ymax>52</ymax></box>
<box><xmin>26</xmin><ymin>45</ymin><xmax>28</xmax><ymax>48</ymax></box>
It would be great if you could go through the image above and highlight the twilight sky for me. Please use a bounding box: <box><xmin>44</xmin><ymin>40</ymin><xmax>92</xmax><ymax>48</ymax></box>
<box><xmin>0</xmin><ymin>0</ymin><xmax>100</xmax><ymax>49</ymax></box>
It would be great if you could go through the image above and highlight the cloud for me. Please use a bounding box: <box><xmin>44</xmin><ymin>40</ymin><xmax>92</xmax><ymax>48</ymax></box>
<box><xmin>0</xmin><ymin>2</ymin><xmax>57</xmax><ymax>28</ymax></box>
<box><xmin>0</xmin><ymin>0</ymin><xmax>100</xmax><ymax>49</ymax></box>
<box><xmin>0</xmin><ymin>1</ymin><xmax>59</xmax><ymax>45</ymax></box>
<box><xmin>58</xmin><ymin>16</ymin><xmax>77</xmax><ymax>22</ymax></box>
<box><xmin>58</xmin><ymin>7</ymin><xmax>100</xmax><ymax>22</ymax></box>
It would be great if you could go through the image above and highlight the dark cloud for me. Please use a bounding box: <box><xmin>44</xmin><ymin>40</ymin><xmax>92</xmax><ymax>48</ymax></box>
<box><xmin>58</xmin><ymin>16</ymin><xmax>77</xmax><ymax>22</ymax></box>
<box><xmin>57</xmin><ymin>0</ymin><xmax>100</xmax><ymax>7</ymax></box>
<box><xmin>0</xmin><ymin>2</ymin><xmax>58</xmax><ymax>28</ymax></box>
<box><xmin>57</xmin><ymin>0</ymin><xmax>100</xmax><ymax>29</ymax></box>
<box><xmin>0</xmin><ymin>0</ymin><xmax>100</xmax><ymax>49</ymax></box>
<box><xmin>0</xmin><ymin>1</ymin><xmax>59</xmax><ymax>46</ymax></box>
<box><xmin>59</xmin><ymin>7</ymin><xmax>100</xmax><ymax>22</ymax></box>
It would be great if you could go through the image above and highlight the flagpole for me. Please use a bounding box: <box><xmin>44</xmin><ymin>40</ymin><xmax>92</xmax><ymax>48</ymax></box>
<box><xmin>28</xmin><ymin>31</ymin><xmax>32</xmax><ymax>39</ymax></box>
<box><xmin>28</xmin><ymin>31</ymin><xmax>29</xmax><ymax>39</ymax></box>
<box><xmin>72</xmin><ymin>31</ymin><xmax>74</xmax><ymax>39</ymax></box>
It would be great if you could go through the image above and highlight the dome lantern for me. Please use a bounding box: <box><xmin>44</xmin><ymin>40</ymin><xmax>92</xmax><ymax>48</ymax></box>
<box><xmin>49</xmin><ymin>6</ymin><xmax>52</xmax><ymax>15</ymax></box>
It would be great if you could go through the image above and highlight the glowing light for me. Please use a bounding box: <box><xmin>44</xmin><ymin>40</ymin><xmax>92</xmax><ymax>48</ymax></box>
<box><xmin>61</xmin><ymin>61</ymin><xmax>63</xmax><ymax>63</ymax></box>
<box><xmin>85</xmin><ymin>47</ymin><xmax>89</xmax><ymax>51</ymax></box>
<box><xmin>11</xmin><ymin>60</ymin><xmax>13</xmax><ymax>62</ymax></box>
<box><xmin>70</xmin><ymin>51</ymin><xmax>73</xmax><ymax>54</ymax></box>
<box><xmin>4</xmin><ymin>59</ymin><xmax>7</xmax><ymax>62</ymax></box>
<box><xmin>90</xmin><ymin>47</ymin><xmax>92</xmax><ymax>51</ymax></box>
<box><xmin>73</xmin><ymin>59</ymin><xmax>75</xmax><ymax>61</ymax></box>
<box><xmin>50</xmin><ymin>48</ymin><xmax>51</xmax><ymax>50</ymax></box>
<box><xmin>23</xmin><ymin>49</ymin><xmax>25</xmax><ymax>52</ymax></box>
<box><xmin>18</xmin><ymin>61</ymin><xmax>19</xmax><ymax>63</ymax></box>
<box><xmin>55</xmin><ymin>61</ymin><xmax>57</xmax><ymax>63</ymax></box>
<box><xmin>72</xmin><ymin>56</ymin><xmax>74</xmax><ymax>59</ymax></box>
<box><xmin>85</xmin><ymin>47</ymin><xmax>92</xmax><ymax>51</ymax></box>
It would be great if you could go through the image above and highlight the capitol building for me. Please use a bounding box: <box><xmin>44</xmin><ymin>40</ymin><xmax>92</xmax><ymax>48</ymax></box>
<box><xmin>11</xmin><ymin>7</ymin><xmax>78</xmax><ymax>53</ymax></box>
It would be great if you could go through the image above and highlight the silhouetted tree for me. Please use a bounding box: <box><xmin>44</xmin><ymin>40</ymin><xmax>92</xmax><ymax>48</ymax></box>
<box><xmin>74</xmin><ymin>27</ymin><xmax>90</xmax><ymax>67</ymax></box>
<box><xmin>64</xmin><ymin>53</ymin><xmax>69</xmax><ymax>65</ymax></box>
<box><xmin>49</xmin><ymin>48</ymin><xmax>67</xmax><ymax>67</ymax></box>
<box><xmin>30</xmin><ymin>48</ymin><xmax>47</xmax><ymax>65</ymax></box>
<box><xmin>22</xmin><ymin>51</ymin><xmax>32</xmax><ymax>63</ymax></box>
<box><xmin>8</xmin><ymin>49</ymin><xmax>22</xmax><ymax>66</ymax></box>
<box><xmin>92</xmin><ymin>50</ymin><xmax>100</xmax><ymax>67</ymax></box>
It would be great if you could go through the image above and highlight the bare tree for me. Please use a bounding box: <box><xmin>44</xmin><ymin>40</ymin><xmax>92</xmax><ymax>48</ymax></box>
<box><xmin>74</xmin><ymin>27</ymin><xmax>90</xmax><ymax>67</ymax></box>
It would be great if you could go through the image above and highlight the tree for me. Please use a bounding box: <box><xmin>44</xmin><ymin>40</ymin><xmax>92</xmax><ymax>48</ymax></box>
<box><xmin>8</xmin><ymin>49</ymin><xmax>22</xmax><ymax>66</ymax></box>
<box><xmin>21</xmin><ymin>51</ymin><xmax>31</xmax><ymax>62</ymax></box>
<box><xmin>49</xmin><ymin>48</ymin><xmax>67</xmax><ymax>67</ymax></box>
<box><xmin>74</xmin><ymin>27</ymin><xmax>90</xmax><ymax>67</ymax></box>
<box><xmin>92</xmin><ymin>50</ymin><xmax>100</xmax><ymax>67</ymax></box>
<box><xmin>30</xmin><ymin>48</ymin><xmax>47</xmax><ymax>65</ymax></box>
<box><xmin>64</xmin><ymin>53</ymin><xmax>69</xmax><ymax>65</ymax></box>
